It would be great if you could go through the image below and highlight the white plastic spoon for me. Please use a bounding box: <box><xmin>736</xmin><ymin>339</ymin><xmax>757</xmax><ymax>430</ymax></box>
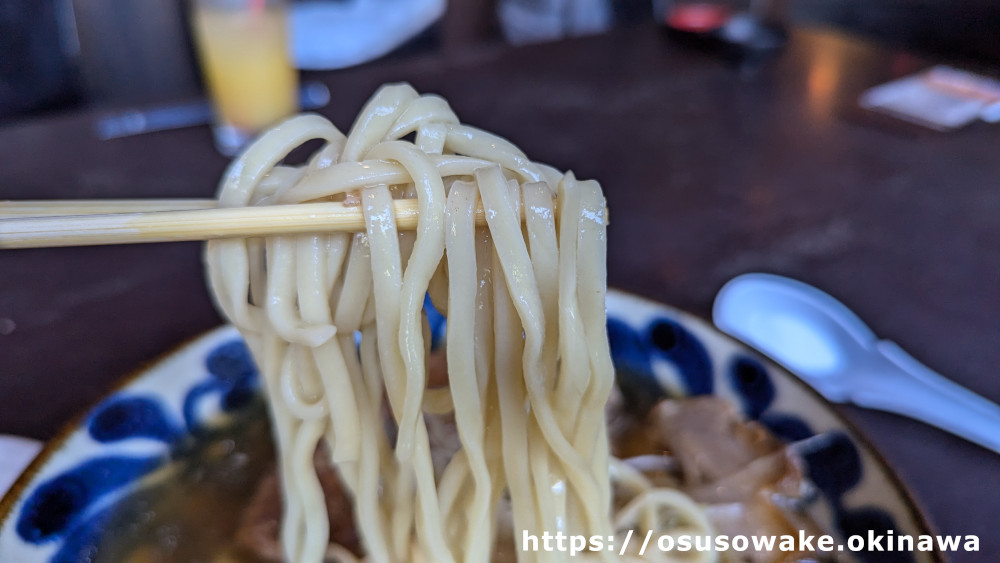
<box><xmin>713</xmin><ymin>272</ymin><xmax>1000</xmax><ymax>454</ymax></box>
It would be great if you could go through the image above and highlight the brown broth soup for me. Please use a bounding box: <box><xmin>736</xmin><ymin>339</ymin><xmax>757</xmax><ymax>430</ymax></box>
<box><xmin>90</xmin><ymin>399</ymin><xmax>276</xmax><ymax>562</ymax></box>
<box><xmin>81</xmin><ymin>392</ymin><xmax>824</xmax><ymax>562</ymax></box>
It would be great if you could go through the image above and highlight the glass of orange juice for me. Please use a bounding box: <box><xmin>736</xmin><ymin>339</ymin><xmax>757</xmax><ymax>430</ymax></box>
<box><xmin>190</xmin><ymin>0</ymin><xmax>298</xmax><ymax>155</ymax></box>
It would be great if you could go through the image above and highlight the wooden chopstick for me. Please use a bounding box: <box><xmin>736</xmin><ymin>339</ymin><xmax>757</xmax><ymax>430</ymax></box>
<box><xmin>0</xmin><ymin>196</ymin><xmax>609</xmax><ymax>249</ymax></box>
<box><xmin>0</xmin><ymin>200</ymin><xmax>476</xmax><ymax>249</ymax></box>
<box><xmin>0</xmin><ymin>199</ymin><xmax>216</xmax><ymax>218</ymax></box>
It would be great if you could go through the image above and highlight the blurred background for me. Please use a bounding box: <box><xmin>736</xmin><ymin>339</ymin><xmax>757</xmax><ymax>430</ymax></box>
<box><xmin>3</xmin><ymin>0</ymin><xmax>1000</xmax><ymax>123</ymax></box>
<box><xmin>3</xmin><ymin>0</ymin><xmax>1000</xmax><ymax>557</ymax></box>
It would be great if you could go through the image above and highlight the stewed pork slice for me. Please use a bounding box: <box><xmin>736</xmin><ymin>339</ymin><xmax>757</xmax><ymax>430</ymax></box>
<box><xmin>639</xmin><ymin>396</ymin><xmax>826</xmax><ymax>561</ymax></box>
<box><xmin>234</xmin><ymin>446</ymin><xmax>361</xmax><ymax>561</ymax></box>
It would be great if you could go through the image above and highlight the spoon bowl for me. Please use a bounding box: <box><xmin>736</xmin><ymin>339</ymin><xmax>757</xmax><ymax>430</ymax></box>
<box><xmin>713</xmin><ymin>273</ymin><xmax>1000</xmax><ymax>454</ymax></box>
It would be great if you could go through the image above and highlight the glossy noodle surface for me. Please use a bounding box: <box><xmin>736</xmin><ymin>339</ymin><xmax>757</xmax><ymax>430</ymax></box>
<box><xmin>205</xmin><ymin>84</ymin><xmax>714</xmax><ymax>563</ymax></box>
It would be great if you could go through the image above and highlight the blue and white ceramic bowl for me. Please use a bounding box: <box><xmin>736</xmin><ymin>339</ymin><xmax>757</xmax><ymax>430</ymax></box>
<box><xmin>0</xmin><ymin>290</ymin><xmax>937</xmax><ymax>561</ymax></box>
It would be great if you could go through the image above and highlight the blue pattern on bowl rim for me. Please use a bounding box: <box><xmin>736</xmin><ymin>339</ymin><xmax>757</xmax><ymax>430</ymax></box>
<box><xmin>0</xmin><ymin>290</ymin><xmax>937</xmax><ymax>561</ymax></box>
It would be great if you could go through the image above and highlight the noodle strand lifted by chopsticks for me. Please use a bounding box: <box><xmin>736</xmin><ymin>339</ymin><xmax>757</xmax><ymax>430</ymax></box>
<box><xmin>206</xmin><ymin>83</ymin><xmax>716</xmax><ymax>562</ymax></box>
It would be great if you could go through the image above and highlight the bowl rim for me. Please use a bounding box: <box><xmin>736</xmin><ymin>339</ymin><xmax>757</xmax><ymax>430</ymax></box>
<box><xmin>0</xmin><ymin>290</ymin><xmax>943</xmax><ymax>561</ymax></box>
<box><xmin>0</xmin><ymin>326</ymin><xmax>221</xmax><ymax>524</ymax></box>
<box><xmin>607</xmin><ymin>290</ymin><xmax>943</xmax><ymax>560</ymax></box>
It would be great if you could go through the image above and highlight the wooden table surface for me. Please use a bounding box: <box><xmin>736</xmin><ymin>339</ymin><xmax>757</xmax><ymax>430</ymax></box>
<box><xmin>2</xmin><ymin>22</ymin><xmax>998</xmax><ymax>560</ymax></box>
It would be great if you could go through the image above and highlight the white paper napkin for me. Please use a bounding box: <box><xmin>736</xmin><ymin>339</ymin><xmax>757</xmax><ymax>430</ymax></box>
<box><xmin>0</xmin><ymin>435</ymin><xmax>42</xmax><ymax>499</ymax></box>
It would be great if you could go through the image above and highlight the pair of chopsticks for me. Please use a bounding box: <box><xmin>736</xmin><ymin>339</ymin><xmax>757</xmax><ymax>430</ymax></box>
<box><xmin>0</xmin><ymin>199</ymin><xmax>456</xmax><ymax>249</ymax></box>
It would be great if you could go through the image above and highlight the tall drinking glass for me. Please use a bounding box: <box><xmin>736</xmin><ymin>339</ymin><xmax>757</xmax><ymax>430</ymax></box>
<box><xmin>190</xmin><ymin>0</ymin><xmax>298</xmax><ymax>156</ymax></box>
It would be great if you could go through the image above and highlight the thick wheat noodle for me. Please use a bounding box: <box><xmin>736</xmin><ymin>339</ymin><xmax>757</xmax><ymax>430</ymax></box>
<box><xmin>205</xmin><ymin>83</ymin><xmax>716</xmax><ymax>562</ymax></box>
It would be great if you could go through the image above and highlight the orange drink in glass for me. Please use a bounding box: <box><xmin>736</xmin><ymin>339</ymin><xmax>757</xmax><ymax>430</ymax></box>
<box><xmin>191</xmin><ymin>0</ymin><xmax>298</xmax><ymax>155</ymax></box>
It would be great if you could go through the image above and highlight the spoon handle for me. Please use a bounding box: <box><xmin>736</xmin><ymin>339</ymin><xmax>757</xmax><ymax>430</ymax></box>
<box><xmin>850</xmin><ymin>340</ymin><xmax>1000</xmax><ymax>454</ymax></box>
